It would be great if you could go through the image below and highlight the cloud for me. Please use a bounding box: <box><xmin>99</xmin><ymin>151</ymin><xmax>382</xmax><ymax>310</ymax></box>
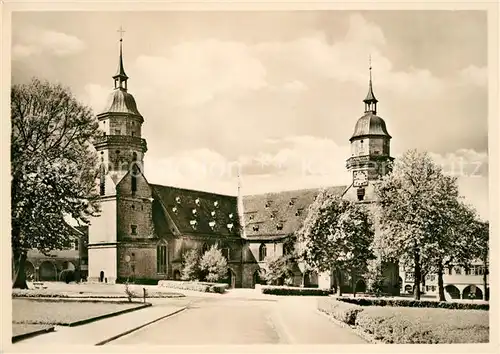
<box><xmin>459</xmin><ymin>65</ymin><xmax>487</xmax><ymax>87</ymax></box>
<box><xmin>80</xmin><ymin>84</ymin><xmax>111</xmax><ymax>114</ymax></box>
<box><xmin>132</xmin><ymin>40</ymin><xmax>268</xmax><ymax>106</ymax></box>
<box><xmin>429</xmin><ymin>148</ymin><xmax>488</xmax><ymax>178</ymax></box>
<box><xmin>12</xmin><ymin>27</ymin><xmax>85</xmax><ymax>60</ymax></box>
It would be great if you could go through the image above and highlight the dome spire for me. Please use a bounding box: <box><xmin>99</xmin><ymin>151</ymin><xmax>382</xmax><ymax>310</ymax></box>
<box><xmin>112</xmin><ymin>26</ymin><xmax>128</xmax><ymax>91</ymax></box>
<box><xmin>363</xmin><ymin>55</ymin><xmax>378</xmax><ymax>114</ymax></box>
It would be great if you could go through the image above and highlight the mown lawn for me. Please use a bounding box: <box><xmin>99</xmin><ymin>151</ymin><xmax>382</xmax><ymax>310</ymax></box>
<box><xmin>12</xmin><ymin>299</ymin><xmax>144</xmax><ymax>325</ymax></box>
<box><xmin>12</xmin><ymin>323</ymin><xmax>53</xmax><ymax>338</ymax></box>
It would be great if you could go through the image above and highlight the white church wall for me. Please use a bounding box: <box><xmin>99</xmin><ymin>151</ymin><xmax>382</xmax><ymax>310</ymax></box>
<box><xmin>88</xmin><ymin>246</ymin><xmax>117</xmax><ymax>284</ymax></box>
<box><xmin>89</xmin><ymin>198</ymin><xmax>117</xmax><ymax>244</ymax></box>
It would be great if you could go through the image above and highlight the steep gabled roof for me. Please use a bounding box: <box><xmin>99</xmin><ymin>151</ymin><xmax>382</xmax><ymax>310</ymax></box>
<box><xmin>242</xmin><ymin>185</ymin><xmax>347</xmax><ymax>240</ymax></box>
<box><xmin>150</xmin><ymin>184</ymin><xmax>240</xmax><ymax>237</ymax></box>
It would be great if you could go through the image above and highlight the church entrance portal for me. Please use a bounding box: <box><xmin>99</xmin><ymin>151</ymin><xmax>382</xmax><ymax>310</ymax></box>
<box><xmin>227</xmin><ymin>269</ymin><xmax>236</xmax><ymax>289</ymax></box>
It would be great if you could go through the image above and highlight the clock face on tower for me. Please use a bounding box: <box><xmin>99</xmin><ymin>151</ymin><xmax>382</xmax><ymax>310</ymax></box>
<box><xmin>353</xmin><ymin>170</ymin><xmax>368</xmax><ymax>187</ymax></box>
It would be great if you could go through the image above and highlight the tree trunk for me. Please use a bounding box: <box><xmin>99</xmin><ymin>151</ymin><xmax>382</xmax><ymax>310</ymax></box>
<box><xmin>336</xmin><ymin>269</ymin><xmax>343</xmax><ymax>296</ymax></box>
<box><xmin>483</xmin><ymin>255</ymin><xmax>489</xmax><ymax>301</ymax></box>
<box><xmin>437</xmin><ymin>263</ymin><xmax>446</xmax><ymax>301</ymax></box>
<box><xmin>13</xmin><ymin>250</ymin><xmax>28</xmax><ymax>289</ymax></box>
<box><xmin>413</xmin><ymin>249</ymin><xmax>421</xmax><ymax>300</ymax></box>
<box><xmin>352</xmin><ymin>274</ymin><xmax>357</xmax><ymax>298</ymax></box>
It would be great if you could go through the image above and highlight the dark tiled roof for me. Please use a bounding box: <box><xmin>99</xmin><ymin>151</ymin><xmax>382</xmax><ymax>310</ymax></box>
<box><xmin>241</xmin><ymin>186</ymin><xmax>347</xmax><ymax>239</ymax></box>
<box><xmin>150</xmin><ymin>184</ymin><xmax>240</xmax><ymax>238</ymax></box>
<box><xmin>350</xmin><ymin>112</ymin><xmax>391</xmax><ymax>141</ymax></box>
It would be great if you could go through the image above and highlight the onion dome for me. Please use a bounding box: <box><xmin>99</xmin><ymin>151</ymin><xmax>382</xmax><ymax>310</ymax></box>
<box><xmin>99</xmin><ymin>34</ymin><xmax>142</xmax><ymax>117</ymax></box>
<box><xmin>101</xmin><ymin>89</ymin><xmax>142</xmax><ymax>116</ymax></box>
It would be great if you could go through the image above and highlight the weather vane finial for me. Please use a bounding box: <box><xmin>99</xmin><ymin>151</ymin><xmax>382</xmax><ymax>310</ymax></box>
<box><xmin>117</xmin><ymin>26</ymin><xmax>125</xmax><ymax>42</ymax></box>
<box><xmin>369</xmin><ymin>54</ymin><xmax>372</xmax><ymax>81</ymax></box>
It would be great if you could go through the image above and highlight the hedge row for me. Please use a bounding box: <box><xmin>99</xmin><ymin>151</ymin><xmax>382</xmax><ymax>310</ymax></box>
<box><xmin>355</xmin><ymin>306</ymin><xmax>489</xmax><ymax>344</ymax></box>
<box><xmin>337</xmin><ymin>296</ymin><xmax>489</xmax><ymax>311</ymax></box>
<box><xmin>261</xmin><ymin>286</ymin><xmax>332</xmax><ymax>296</ymax></box>
<box><xmin>116</xmin><ymin>278</ymin><xmax>160</xmax><ymax>286</ymax></box>
<box><xmin>317</xmin><ymin>297</ymin><xmax>489</xmax><ymax>343</ymax></box>
<box><xmin>158</xmin><ymin>280</ymin><xmax>228</xmax><ymax>293</ymax></box>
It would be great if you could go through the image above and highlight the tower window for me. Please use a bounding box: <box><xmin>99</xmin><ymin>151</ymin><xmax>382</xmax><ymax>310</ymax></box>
<box><xmin>227</xmin><ymin>223</ymin><xmax>234</xmax><ymax>232</ymax></box>
<box><xmin>253</xmin><ymin>225</ymin><xmax>260</xmax><ymax>232</ymax></box>
<box><xmin>276</xmin><ymin>223</ymin><xmax>284</xmax><ymax>231</ymax></box>
<box><xmin>74</xmin><ymin>239</ymin><xmax>79</xmax><ymax>250</ymax></box>
<box><xmin>131</xmin><ymin>225</ymin><xmax>137</xmax><ymax>235</ymax></box>
<box><xmin>114</xmin><ymin>129</ymin><xmax>121</xmax><ymax>135</ymax></box>
<box><xmin>357</xmin><ymin>188</ymin><xmax>365</xmax><ymax>201</ymax></box>
<box><xmin>131</xmin><ymin>175</ymin><xmax>137</xmax><ymax>193</ymax></box>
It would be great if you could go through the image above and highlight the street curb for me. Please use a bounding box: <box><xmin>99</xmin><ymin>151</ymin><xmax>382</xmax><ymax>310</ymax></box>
<box><xmin>94</xmin><ymin>306</ymin><xmax>188</xmax><ymax>345</ymax></box>
<box><xmin>12</xmin><ymin>303</ymin><xmax>152</xmax><ymax>329</ymax></box>
<box><xmin>69</xmin><ymin>302</ymin><xmax>153</xmax><ymax>327</ymax></box>
<box><xmin>316</xmin><ymin>309</ymin><xmax>383</xmax><ymax>344</ymax></box>
<box><xmin>12</xmin><ymin>326</ymin><xmax>55</xmax><ymax>343</ymax></box>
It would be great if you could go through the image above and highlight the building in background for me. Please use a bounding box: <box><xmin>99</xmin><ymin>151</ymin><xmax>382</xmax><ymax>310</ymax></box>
<box><xmin>86</xmin><ymin>37</ymin><xmax>486</xmax><ymax>299</ymax></box>
<box><xmin>24</xmin><ymin>225</ymin><xmax>88</xmax><ymax>282</ymax></box>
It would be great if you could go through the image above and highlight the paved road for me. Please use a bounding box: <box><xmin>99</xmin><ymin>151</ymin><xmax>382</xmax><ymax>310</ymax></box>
<box><xmin>108</xmin><ymin>296</ymin><xmax>366</xmax><ymax>345</ymax></box>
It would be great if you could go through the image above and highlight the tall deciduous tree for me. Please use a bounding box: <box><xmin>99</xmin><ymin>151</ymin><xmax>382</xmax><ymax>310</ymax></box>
<box><xmin>474</xmin><ymin>220</ymin><xmax>489</xmax><ymax>301</ymax></box>
<box><xmin>374</xmin><ymin>149</ymin><xmax>462</xmax><ymax>300</ymax></box>
<box><xmin>11</xmin><ymin>78</ymin><xmax>101</xmax><ymax>289</ymax></box>
<box><xmin>296</xmin><ymin>190</ymin><xmax>375</xmax><ymax>296</ymax></box>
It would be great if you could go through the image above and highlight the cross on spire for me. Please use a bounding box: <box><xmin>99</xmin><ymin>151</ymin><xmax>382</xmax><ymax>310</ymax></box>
<box><xmin>117</xmin><ymin>26</ymin><xmax>125</xmax><ymax>41</ymax></box>
<box><xmin>363</xmin><ymin>54</ymin><xmax>378</xmax><ymax>114</ymax></box>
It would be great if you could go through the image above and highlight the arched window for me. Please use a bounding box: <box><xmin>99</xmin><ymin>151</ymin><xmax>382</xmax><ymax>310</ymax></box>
<box><xmin>157</xmin><ymin>241</ymin><xmax>168</xmax><ymax>274</ymax></box>
<box><xmin>259</xmin><ymin>244</ymin><xmax>267</xmax><ymax>262</ymax></box>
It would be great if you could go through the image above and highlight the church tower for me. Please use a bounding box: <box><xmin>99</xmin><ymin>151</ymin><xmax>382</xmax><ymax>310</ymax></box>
<box><xmin>88</xmin><ymin>32</ymin><xmax>148</xmax><ymax>284</ymax></box>
<box><xmin>94</xmin><ymin>34</ymin><xmax>147</xmax><ymax>190</ymax></box>
<box><xmin>345</xmin><ymin>63</ymin><xmax>393</xmax><ymax>202</ymax></box>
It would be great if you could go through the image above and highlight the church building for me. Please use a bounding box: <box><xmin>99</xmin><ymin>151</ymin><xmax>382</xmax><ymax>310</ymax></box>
<box><xmin>87</xmin><ymin>37</ymin><xmax>399</xmax><ymax>293</ymax></box>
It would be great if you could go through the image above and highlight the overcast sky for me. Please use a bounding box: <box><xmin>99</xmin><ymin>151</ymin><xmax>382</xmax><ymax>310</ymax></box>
<box><xmin>11</xmin><ymin>11</ymin><xmax>489</xmax><ymax>219</ymax></box>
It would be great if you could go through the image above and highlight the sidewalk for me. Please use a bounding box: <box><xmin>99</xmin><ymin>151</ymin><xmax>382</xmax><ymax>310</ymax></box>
<box><xmin>12</xmin><ymin>298</ymin><xmax>191</xmax><ymax>347</ymax></box>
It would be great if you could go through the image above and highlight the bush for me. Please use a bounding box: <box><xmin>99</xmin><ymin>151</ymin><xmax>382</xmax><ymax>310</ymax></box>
<box><xmin>263</xmin><ymin>254</ymin><xmax>295</xmax><ymax>285</ymax></box>
<box><xmin>336</xmin><ymin>296</ymin><xmax>489</xmax><ymax>311</ymax></box>
<box><xmin>317</xmin><ymin>297</ymin><xmax>363</xmax><ymax>325</ymax></box>
<box><xmin>355</xmin><ymin>306</ymin><xmax>489</xmax><ymax>343</ymax></box>
<box><xmin>158</xmin><ymin>280</ymin><xmax>228</xmax><ymax>293</ymax></box>
<box><xmin>261</xmin><ymin>286</ymin><xmax>332</xmax><ymax>296</ymax></box>
<box><xmin>181</xmin><ymin>249</ymin><xmax>201</xmax><ymax>281</ymax></box>
<box><xmin>199</xmin><ymin>246</ymin><xmax>227</xmax><ymax>282</ymax></box>
<box><xmin>59</xmin><ymin>270</ymin><xmax>75</xmax><ymax>284</ymax></box>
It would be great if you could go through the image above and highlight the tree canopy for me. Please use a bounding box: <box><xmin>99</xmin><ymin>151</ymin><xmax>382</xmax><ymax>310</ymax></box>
<box><xmin>296</xmin><ymin>190</ymin><xmax>375</xmax><ymax>295</ymax></box>
<box><xmin>374</xmin><ymin>149</ymin><xmax>484</xmax><ymax>300</ymax></box>
<box><xmin>11</xmin><ymin>78</ymin><xmax>101</xmax><ymax>288</ymax></box>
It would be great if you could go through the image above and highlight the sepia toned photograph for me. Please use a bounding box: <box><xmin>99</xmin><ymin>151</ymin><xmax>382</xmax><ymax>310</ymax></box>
<box><xmin>6</xmin><ymin>6</ymin><xmax>493</xmax><ymax>349</ymax></box>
